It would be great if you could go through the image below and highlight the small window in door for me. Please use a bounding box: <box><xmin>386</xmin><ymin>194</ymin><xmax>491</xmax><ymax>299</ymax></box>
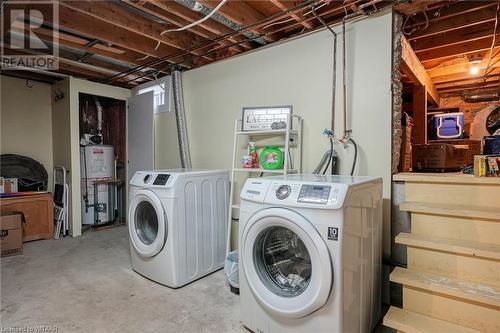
<box><xmin>137</xmin><ymin>79</ymin><xmax>171</xmax><ymax>114</ymax></box>
<box><xmin>254</xmin><ymin>226</ymin><xmax>312</xmax><ymax>297</ymax></box>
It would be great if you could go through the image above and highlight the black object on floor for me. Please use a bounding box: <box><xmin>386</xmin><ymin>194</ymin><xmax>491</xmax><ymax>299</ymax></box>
<box><xmin>230</xmin><ymin>285</ymin><xmax>239</xmax><ymax>295</ymax></box>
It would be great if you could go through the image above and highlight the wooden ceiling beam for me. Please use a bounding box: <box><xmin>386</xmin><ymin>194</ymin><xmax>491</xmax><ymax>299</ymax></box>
<box><xmin>428</xmin><ymin>53</ymin><xmax>500</xmax><ymax>78</ymax></box>
<box><xmin>145</xmin><ymin>0</ymin><xmax>253</xmax><ymax>50</ymax></box>
<box><xmin>9</xmin><ymin>22</ymin><xmax>164</xmax><ymax>71</ymax></box>
<box><xmin>437</xmin><ymin>81</ymin><xmax>499</xmax><ymax>93</ymax></box>
<box><xmin>411</xmin><ymin>21</ymin><xmax>496</xmax><ymax>53</ymax></box>
<box><xmin>433</xmin><ymin>68</ymin><xmax>500</xmax><ymax>85</ymax></box>
<box><xmin>197</xmin><ymin>0</ymin><xmax>277</xmax><ymax>42</ymax></box>
<box><xmin>123</xmin><ymin>0</ymin><xmax>245</xmax><ymax>53</ymax></box>
<box><xmin>417</xmin><ymin>36</ymin><xmax>500</xmax><ymax>62</ymax></box>
<box><xmin>395</xmin><ymin>0</ymin><xmax>453</xmax><ymax>16</ymax></box>
<box><xmin>400</xmin><ymin>36</ymin><xmax>440</xmax><ymax>106</ymax></box>
<box><xmin>49</xmin><ymin>5</ymin><xmax>190</xmax><ymax>68</ymax></box>
<box><xmin>59</xmin><ymin>0</ymin><xmax>213</xmax><ymax>61</ymax></box>
<box><xmin>269</xmin><ymin>0</ymin><xmax>313</xmax><ymax>30</ymax></box>
<box><xmin>406</xmin><ymin>2</ymin><xmax>498</xmax><ymax>40</ymax></box>
<box><xmin>264</xmin><ymin>0</ymin><xmax>364</xmax><ymax>39</ymax></box>
<box><xmin>2</xmin><ymin>48</ymin><xmax>138</xmax><ymax>84</ymax></box>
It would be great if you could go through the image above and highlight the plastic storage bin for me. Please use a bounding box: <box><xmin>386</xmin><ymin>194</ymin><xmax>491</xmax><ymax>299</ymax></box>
<box><xmin>433</xmin><ymin>112</ymin><xmax>464</xmax><ymax>139</ymax></box>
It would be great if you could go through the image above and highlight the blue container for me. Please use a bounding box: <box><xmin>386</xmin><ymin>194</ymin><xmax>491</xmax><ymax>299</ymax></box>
<box><xmin>433</xmin><ymin>112</ymin><xmax>464</xmax><ymax>139</ymax></box>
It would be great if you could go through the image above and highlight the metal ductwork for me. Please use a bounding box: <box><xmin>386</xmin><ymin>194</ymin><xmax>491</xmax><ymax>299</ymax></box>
<box><xmin>172</xmin><ymin>70</ymin><xmax>192</xmax><ymax>168</ymax></box>
<box><xmin>461</xmin><ymin>91</ymin><xmax>500</xmax><ymax>103</ymax></box>
<box><xmin>175</xmin><ymin>0</ymin><xmax>268</xmax><ymax>45</ymax></box>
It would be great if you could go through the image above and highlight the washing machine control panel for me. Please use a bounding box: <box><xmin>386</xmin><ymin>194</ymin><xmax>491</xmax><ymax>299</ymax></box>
<box><xmin>267</xmin><ymin>181</ymin><xmax>343</xmax><ymax>207</ymax></box>
<box><xmin>297</xmin><ymin>185</ymin><xmax>331</xmax><ymax>204</ymax></box>
<box><xmin>275</xmin><ymin>185</ymin><xmax>291</xmax><ymax>200</ymax></box>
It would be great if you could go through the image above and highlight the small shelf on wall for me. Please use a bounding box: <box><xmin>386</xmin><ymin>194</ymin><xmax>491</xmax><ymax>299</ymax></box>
<box><xmin>226</xmin><ymin>114</ymin><xmax>303</xmax><ymax>253</ymax></box>
<box><xmin>233</xmin><ymin>168</ymin><xmax>298</xmax><ymax>174</ymax></box>
<box><xmin>235</xmin><ymin>129</ymin><xmax>299</xmax><ymax>136</ymax></box>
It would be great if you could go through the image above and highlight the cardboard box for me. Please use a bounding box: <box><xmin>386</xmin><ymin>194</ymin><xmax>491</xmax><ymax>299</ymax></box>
<box><xmin>0</xmin><ymin>211</ymin><xmax>23</xmax><ymax>257</ymax></box>
<box><xmin>0</xmin><ymin>178</ymin><xmax>18</xmax><ymax>193</ymax></box>
<box><xmin>413</xmin><ymin>143</ymin><xmax>468</xmax><ymax>172</ymax></box>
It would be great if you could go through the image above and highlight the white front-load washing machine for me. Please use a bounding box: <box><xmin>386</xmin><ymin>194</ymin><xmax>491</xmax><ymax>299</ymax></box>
<box><xmin>239</xmin><ymin>175</ymin><xmax>383</xmax><ymax>333</ymax></box>
<box><xmin>128</xmin><ymin>169</ymin><xmax>229</xmax><ymax>288</ymax></box>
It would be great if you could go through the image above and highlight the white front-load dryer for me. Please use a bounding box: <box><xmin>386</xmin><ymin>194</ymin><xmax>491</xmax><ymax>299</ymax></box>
<box><xmin>239</xmin><ymin>175</ymin><xmax>383</xmax><ymax>333</ymax></box>
<box><xmin>128</xmin><ymin>169</ymin><xmax>229</xmax><ymax>288</ymax></box>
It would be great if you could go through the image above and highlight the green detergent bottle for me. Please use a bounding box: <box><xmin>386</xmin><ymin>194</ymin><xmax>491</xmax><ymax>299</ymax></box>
<box><xmin>260</xmin><ymin>146</ymin><xmax>284</xmax><ymax>170</ymax></box>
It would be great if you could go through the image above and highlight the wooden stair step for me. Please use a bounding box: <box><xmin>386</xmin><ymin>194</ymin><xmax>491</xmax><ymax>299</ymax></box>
<box><xmin>399</xmin><ymin>201</ymin><xmax>500</xmax><ymax>221</ymax></box>
<box><xmin>383</xmin><ymin>306</ymin><xmax>482</xmax><ymax>333</ymax></box>
<box><xmin>396</xmin><ymin>232</ymin><xmax>500</xmax><ymax>260</ymax></box>
<box><xmin>390</xmin><ymin>267</ymin><xmax>500</xmax><ymax>307</ymax></box>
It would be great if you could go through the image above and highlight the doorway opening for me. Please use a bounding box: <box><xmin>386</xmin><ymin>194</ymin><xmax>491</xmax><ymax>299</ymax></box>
<box><xmin>78</xmin><ymin>93</ymin><xmax>126</xmax><ymax>232</ymax></box>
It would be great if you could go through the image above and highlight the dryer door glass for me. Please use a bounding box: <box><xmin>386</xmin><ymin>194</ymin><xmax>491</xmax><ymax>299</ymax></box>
<box><xmin>134</xmin><ymin>201</ymin><xmax>158</xmax><ymax>245</ymax></box>
<box><xmin>128</xmin><ymin>189</ymin><xmax>166</xmax><ymax>257</ymax></box>
<box><xmin>255</xmin><ymin>226</ymin><xmax>311</xmax><ymax>297</ymax></box>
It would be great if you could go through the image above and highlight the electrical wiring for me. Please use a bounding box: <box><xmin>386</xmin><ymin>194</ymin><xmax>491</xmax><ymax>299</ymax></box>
<box><xmin>110</xmin><ymin>0</ymin><xmax>395</xmax><ymax>85</ymax></box>
<box><xmin>105</xmin><ymin>0</ymin><xmax>319</xmax><ymax>83</ymax></box>
<box><xmin>161</xmin><ymin>0</ymin><xmax>227</xmax><ymax>34</ymax></box>
<box><xmin>136</xmin><ymin>54</ymin><xmax>150</xmax><ymax>61</ymax></box>
<box><xmin>402</xmin><ymin>9</ymin><xmax>429</xmax><ymax>36</ymax></box>
<box><xmin>128</xmin><ymin>1</ymin><xmax>228</xmax><ymax>67</ymax></box>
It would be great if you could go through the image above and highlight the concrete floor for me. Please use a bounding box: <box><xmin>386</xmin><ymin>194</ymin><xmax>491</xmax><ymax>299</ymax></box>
<box><xmin>1</xmin><ymin>226</ymin><xmax>242</xmax><ymax>333</ymax></box>
<box><xmin>1</xmin><ymin>226</ymin><xmax>392</xmax><ymax>333</ymax></box>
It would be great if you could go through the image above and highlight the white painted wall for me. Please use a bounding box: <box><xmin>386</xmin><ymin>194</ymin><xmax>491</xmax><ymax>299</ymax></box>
<box><xmin>0</xmin><ymin>76</ymin><xmax>54</xmax><ymax>190</ymax></box>
<box><xmin>157</xmin><ymin>11</ymin><xmax>393</xmax><ymax>255</ymax></box>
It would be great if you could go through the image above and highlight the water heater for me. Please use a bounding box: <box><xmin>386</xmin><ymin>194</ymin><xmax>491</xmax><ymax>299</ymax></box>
<box><xmin>80</xmin><ymin>145</ymin><xmax>115</xmax><ymax>225</ymax></box>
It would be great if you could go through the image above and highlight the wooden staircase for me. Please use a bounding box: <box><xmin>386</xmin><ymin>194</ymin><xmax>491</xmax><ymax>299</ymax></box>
<box><xmin>384</xmin><ymin>173</ymin><xmax>500</xmax><ymax>333</ymax></box>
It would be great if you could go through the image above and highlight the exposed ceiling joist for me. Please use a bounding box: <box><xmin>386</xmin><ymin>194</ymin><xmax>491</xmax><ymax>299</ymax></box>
<box><xmin>433</xmin><ymin>68</ymin><xmax>500</xmax><ymax>86</ymax></box>
<box><xmin>406</xmin><ymin>2</ymin><xmax>498</xmax><ymax>40</ymax></box>
<box><xmin>50</xmin><ymin>5</ymin><xmax>194</xmax><ymax>68</ymax></box>
<box><xmin>122</xmin><ymin>0</ymin><xmax>245</xmax><ymax>53</ymax></box>
<box><xmin>418</xmin><ymin>36</ymin><xmax>500</xmax><ymax>62</ymax></box>
<box><xmin>145</xmin><ymin>0</ymin><xmax>253</xmax><ymax>50</ymax></box>
<box><xmin>59</xmin><ymin>0</ymin><xmax>213</xmax><ymax>61</ymax></box>
<box><xmin>269</xmin><ymin>0</ymin><xmax>313</xmax><ymax>30</ymax></box>
<box><xmin>411</xmin><ymin>21</ymin><xmax>497</xmax><ymax>53</ymax></box>
<box><xmin>197</xmin><ymin>0</ymin><xmax>278</xmax><ymax>42</ymax></box>
<box><xmin>400</xmin><ymin>36</ymin><xmax>440</xmax><ymax>106</ymax></box>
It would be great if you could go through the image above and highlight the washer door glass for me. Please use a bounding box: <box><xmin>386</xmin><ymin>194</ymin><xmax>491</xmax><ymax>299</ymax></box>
<box><xmin>128</xmin><ymin>190</ymin><xmax>166</xmax><ymax>257</ymax></box>
<box><xmin>134</xmin><ymin>201</ymin><xmax>159</xmax><ymax>245</ymax></box>
<box><xmin>256</xmin><ymin>227</ymin><xmax>311</xmax><ymax>297</ymax></box>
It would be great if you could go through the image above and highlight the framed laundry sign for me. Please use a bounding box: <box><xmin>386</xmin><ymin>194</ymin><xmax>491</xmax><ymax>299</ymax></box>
<box><xmin>241</xmin><ymin>105</ymin><xmax>293</xmax><ymax>132</ymax></box>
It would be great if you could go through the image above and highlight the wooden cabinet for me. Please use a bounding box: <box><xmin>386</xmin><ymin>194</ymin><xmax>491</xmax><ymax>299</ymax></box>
<box><xmin>0</xmin><ymin>193</ymin><xmax>53</xmax><ymax>242</ymax></box>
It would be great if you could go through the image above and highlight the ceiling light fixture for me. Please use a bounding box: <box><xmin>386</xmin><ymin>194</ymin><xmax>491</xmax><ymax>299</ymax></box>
<box><xmin>468</xmin><ymin>54</ymin><xmax>483</xmax><ymax>76</ymax></box>
<box><xmin>470</xmin><ymin>65</ymin><xmax>480</xmax><ymax>75</ymax></box>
